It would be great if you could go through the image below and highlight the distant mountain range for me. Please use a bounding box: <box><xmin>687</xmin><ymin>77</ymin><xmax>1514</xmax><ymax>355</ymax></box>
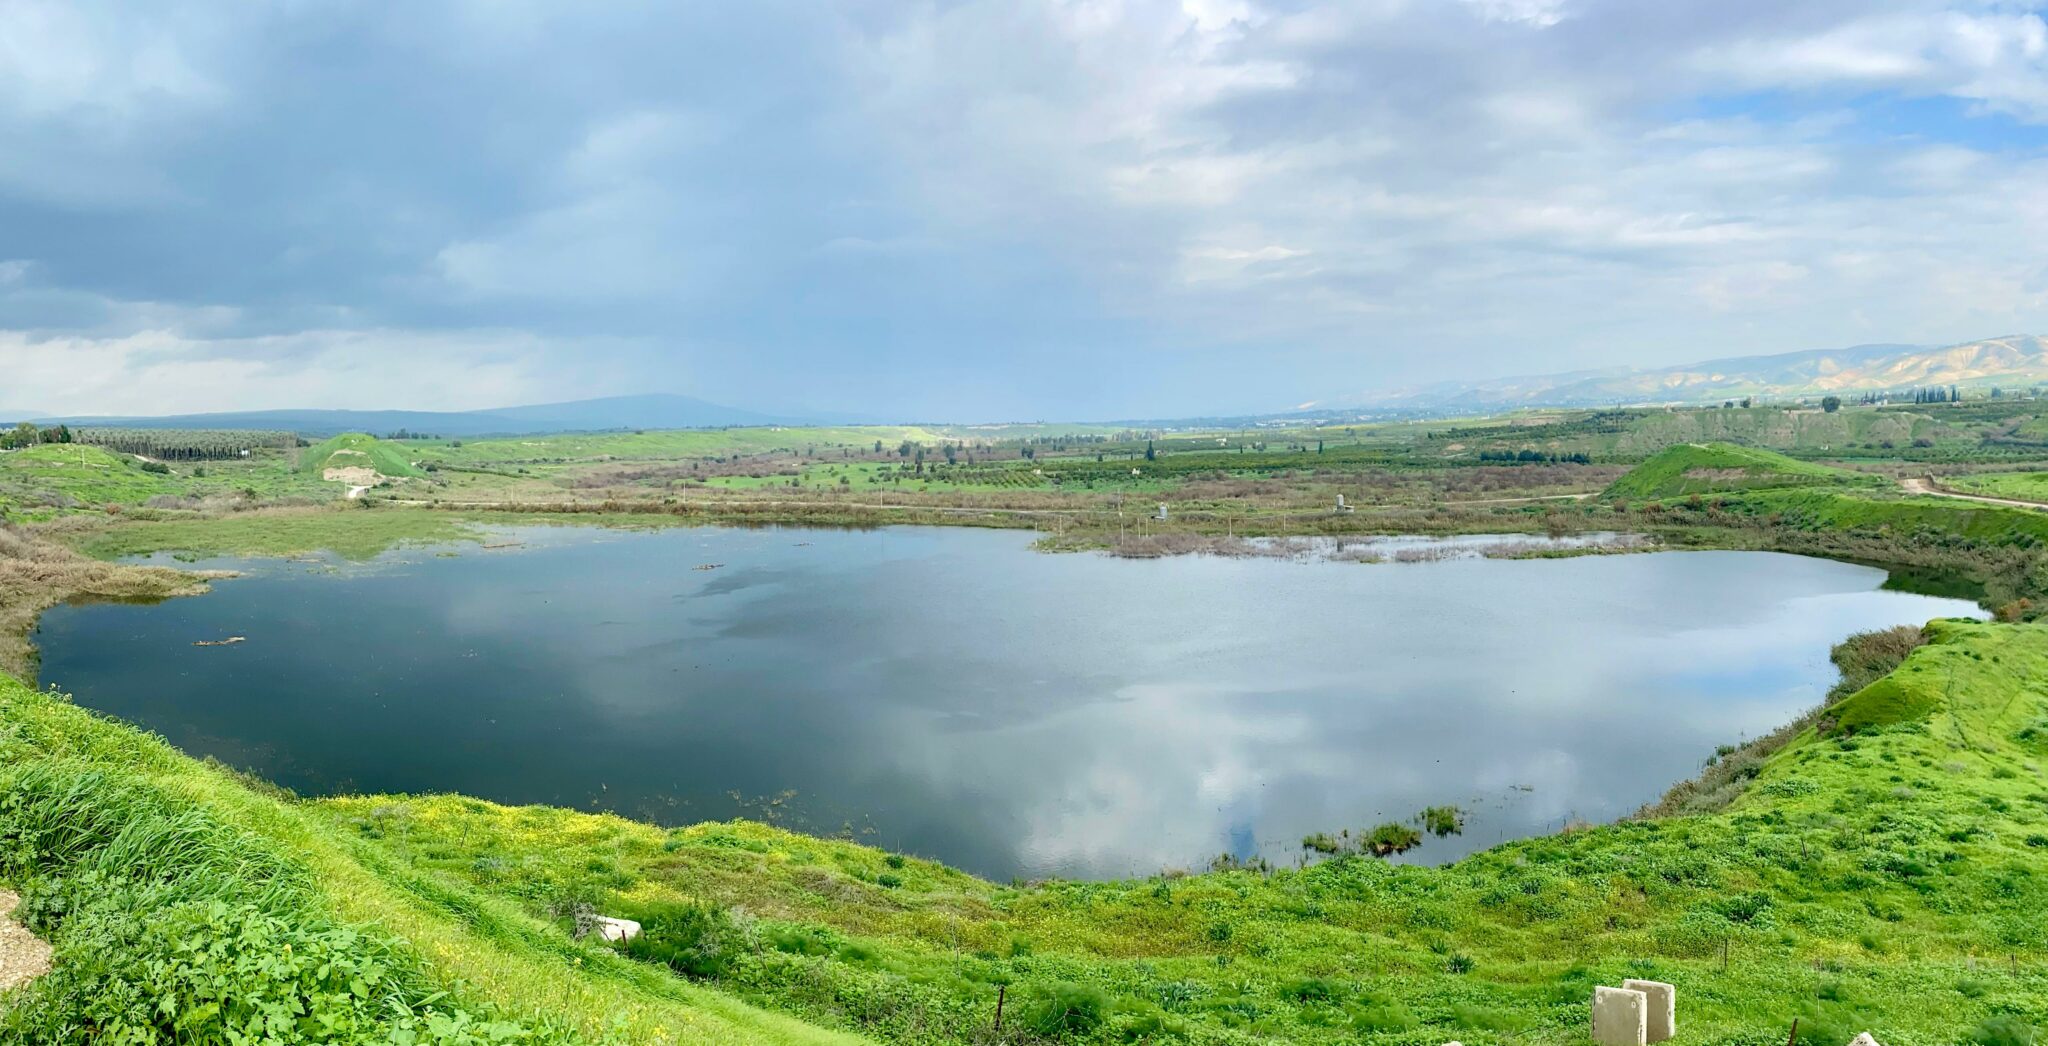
<box><xmin>6</xmin><ymin>394</ymin><xmax>868</xmax><ymax>437</ymax></box>
<box><xmin>1341</xmin><ymin>334</ymin><xmax>2048</xmax><ymax>410</ymax></box>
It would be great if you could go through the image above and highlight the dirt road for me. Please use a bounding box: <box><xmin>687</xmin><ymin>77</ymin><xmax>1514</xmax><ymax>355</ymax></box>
<box><xmin>1441</xmin><ymin>492</ymin><xmax>1599</xmax><ymax>507</ymax></box>
<box><xmin>1901</xmin><ymin>477</ymin><xmax>2048</xmax><ymax>511</ymax></box>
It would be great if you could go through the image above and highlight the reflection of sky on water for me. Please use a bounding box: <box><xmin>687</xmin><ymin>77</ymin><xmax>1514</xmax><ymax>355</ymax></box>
<box><xmin>41</xmin><ymin>526</ymin><xmax>1982</xmax><ymax>881</ymax></box>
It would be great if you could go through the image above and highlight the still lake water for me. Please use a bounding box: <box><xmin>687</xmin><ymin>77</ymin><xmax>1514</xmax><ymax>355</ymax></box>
<box><xmin>35</xmin><ymin>524</ymin><xmax>1981</xmax><ymax>880</ymax></box>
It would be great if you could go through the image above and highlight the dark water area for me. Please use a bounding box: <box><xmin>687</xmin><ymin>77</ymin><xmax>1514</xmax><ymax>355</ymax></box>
<box><xmin>34</xmin><ymin>524</ymin><xmax>1982</xmax><ymax>881</ymax></box>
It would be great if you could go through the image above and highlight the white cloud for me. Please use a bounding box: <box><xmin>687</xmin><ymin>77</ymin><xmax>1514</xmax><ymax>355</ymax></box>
<box><xmin>4</xmin><ymin>0</ymin><xmax>2048</xmax><ymax>416</ymax></box>
<box><xmin>1696</xmin><ymin>10</ymin><xmax>2048</xmax><ymax>119</ymax></box>
<box><xmin>1461</xmin><ymin>0</ymin><xmax>1572</xmax><ymax>28</ymax></box>
<box><xmin>0</xmin><ymin>327</ymin><xmax>626</xmax><ymax>416</ymax></box>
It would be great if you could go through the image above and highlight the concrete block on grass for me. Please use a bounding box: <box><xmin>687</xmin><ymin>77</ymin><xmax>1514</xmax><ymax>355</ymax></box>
<box><xmin>1591</xmin><ymin>986</ymin><xmax>1647</xmax><ymax>1046</ymax></box>
<box><xmin>1622</xmin><ymin>979</ymin><xmax>1675</xmax><ymax>1043</ymax></box>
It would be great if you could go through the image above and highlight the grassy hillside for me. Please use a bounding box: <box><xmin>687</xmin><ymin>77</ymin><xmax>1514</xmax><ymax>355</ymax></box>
<box><xmin>6</xmin><ymin>621</ymin><xmax>2031</xmax><ymax>1045</ymax></box>
<box><xmin>0</xmin><ymin>672</ymin><xmax>868</xmax><ymax>1046</ymax></box>
<box><xmin>1722</xmin><ymin>488</ymin><xmax>2048</xmax><ymax>546</ymax></box>
<box><xmin>1942</xmin><ymin>473</ymin><xmax>2048</xmax><ymax>505</ymax></box>
<box><xmin>0</xmin><ymin>444</ymin><xmax>184</xmax><ymax>517</ymax></box>
<box><xmin>303</xmin><ymin>433</ymin><xmax>423</xmax><ymax>479</ymax></box>
<box><xmin>1604</xmin><ymin>443</ymin><xmax>1879</xmax><ymax>500</ymax></box>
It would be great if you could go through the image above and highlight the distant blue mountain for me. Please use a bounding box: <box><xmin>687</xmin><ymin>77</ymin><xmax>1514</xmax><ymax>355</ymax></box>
<box><xmin>28</xmin><ymin>394</ymin><xmax>864</xmax><ymax>437</ymax></box>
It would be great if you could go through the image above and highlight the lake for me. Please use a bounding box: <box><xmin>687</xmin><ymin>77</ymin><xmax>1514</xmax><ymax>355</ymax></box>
<box><xmin>33</xmin><ymin>524</ymin><xmax>1982</xmax><ymax>881</ymax></box>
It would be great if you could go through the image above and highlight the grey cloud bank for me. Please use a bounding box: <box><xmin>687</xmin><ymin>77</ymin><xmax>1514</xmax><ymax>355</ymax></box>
<box><xmin>2</xmin><ymin>1</ymin><xmax>2046</xmax><ymax>420</ymax></box>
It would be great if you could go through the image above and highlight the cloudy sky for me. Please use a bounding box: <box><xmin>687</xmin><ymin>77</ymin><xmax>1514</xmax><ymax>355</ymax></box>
<box><xmin>4</xmin><ymin>0</ymin><xmax>2047</xmax><ymax>420</ymax></box>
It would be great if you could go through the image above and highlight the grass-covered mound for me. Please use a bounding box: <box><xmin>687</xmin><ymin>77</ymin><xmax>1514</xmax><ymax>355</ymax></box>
<box><xmin>1604</xmin><ymin>442</ymin><xmax>1878</xmax><ymax>500</ymax></box>
<box><xmin>303</xmin><ymin>433</ymin><xmax>422</xmax><ymax>480</ymax></box>
<box><xmin>304</xmin><ymin>620</ymin><xmax>2048</xmax><ymax>1046</ymax></box>
<box><xmin>1719</xmin><ymin>488</ymin><xmax>2048</xmax><ymax>547</ymax></box>
<box><xmin>0</xmin><ymin>673</ymin><xmax>866</xmax><ymax>1046</ymax></box>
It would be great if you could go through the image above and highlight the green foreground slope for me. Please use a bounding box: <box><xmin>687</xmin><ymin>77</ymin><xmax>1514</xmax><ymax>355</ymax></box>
<box><xmin>0</xmin><ymin>673</ymin><xmax>868</xmax><ymax>1046</ymax></box>
<box><xmin>5</xmin><ymin>619</ymin><xmax>2039</xmax><ymax>1043</ymax></box>
<box><xmin>1604</xmin><ymin>442</ymin><xmax>1880</xmax><ymax>500</ymax></box>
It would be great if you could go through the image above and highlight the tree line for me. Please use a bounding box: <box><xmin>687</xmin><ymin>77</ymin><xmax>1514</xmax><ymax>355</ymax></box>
<box><xmin>72</xmin><ymin>428</ymin><xmax>295</xmax><ymax>460</ymax></box>
<box><xmin>1475</xmin><ymin>449</ymin><xmax>1592</xmax><ymax>464</ymax></box>
<box><xmin>0</xmin><ymin>422</ymin><xmax>74</xmax><ymax>449</ymax></box>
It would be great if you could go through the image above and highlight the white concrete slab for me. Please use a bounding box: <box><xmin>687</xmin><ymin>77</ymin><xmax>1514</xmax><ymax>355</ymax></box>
<box><xmin>1623</xmin><ymin>979</ymin><xmax>1675</xmax><ymax>1043</ymax></box>
<box><xmin>1592</xmin><ymin>986</ymin><xmax>1648</xmax><ymax>1046</ymax></box>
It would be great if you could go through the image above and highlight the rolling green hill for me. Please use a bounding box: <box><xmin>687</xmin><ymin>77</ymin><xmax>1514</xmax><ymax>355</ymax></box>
<box><xmin>0</xmin><ymin>444</ymin><xmax>182</xmax><ymax>515</ymax></box>
<box><xmin>1603</xmin><ymin>442</ymin><xmax>1880</xmax><ymax>500</ymax></box>
<box><xmin>1723</xmin><ymin>487</ymin><xmax>2048</xmax><ymax>546</ymax></box>
<box><xmin>301</xmin><ymin>433</ymin><xmax>422</xmax><ymax>480</ymax></box>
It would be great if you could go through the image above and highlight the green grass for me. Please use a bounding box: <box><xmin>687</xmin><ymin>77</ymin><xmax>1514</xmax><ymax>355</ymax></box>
<box><xmin>0</xmin><ymin>444</ymin><xmax>183</xmax><ymax>515</ymax></box>
<box><xmin>1944</xmin><ymin>473</ymin><xmax>2048</xmax><ymax>504</ymax></box>
<box><xmin>1604</xmin><ymin>443</ymin><xmax>1881</xmax><ymax>500</ymax></box>
<box><xmin>288</xmin><ymin>620</ymin><xmax>2048</xmax><ymax>1046</ymax></box>
<box><xmin>1720</xmin><ymin>488</ymin><xmax>2048</xmax><ymax>546</ymax></box>
<box><xmin>0</xmin><ymin>672</ymin><xmax>871</xmax><ymax>1045</ymax></box>
<box><xmin>0</xmin><ymin>444</ymin><xmax>343</xmax><ymax>521</ymax></box>
<box><xmin>302</xmin><ymin>433</ymin><xmax>423</xmax><ymax>479</ymax></box>
<box><xmin>707</xmin><ymin>460</ymin><xmax>1070</xmax><ymax>493</ymax></box>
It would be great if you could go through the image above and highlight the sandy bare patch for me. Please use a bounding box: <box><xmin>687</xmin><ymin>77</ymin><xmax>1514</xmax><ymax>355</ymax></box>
<box><xmin>322</xmin><ymin>465</ymin><xmax>380</xmax><ymax>485</ymax></box>
<box><xmin>0</xmin><ymin>888</ymin><xmax>53</xmax><ymax>994</ymax></box>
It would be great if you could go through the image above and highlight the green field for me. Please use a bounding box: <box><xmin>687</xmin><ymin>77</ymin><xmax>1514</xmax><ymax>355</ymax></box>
<box><xmin>0</xmin><ymin>443</ymin><xmax>337</xmax><ymax>520</ymax></box>
<box><xmin>1941</xmin><ymin>473</ymin><xmax>2048</xmax><ymax>504</ymax></box>
<box><xmin>1603</xmin><ymin>443</ymin><xmax>1882</xmax><ymax>500</ymax></box>
<box><xmin>0</xmin><ymin>444</ymin><xmax>185</xmax><ymax>514</ymax></box>
<box><xmin>1715</xmin><ymin>488</ymin><xmax>2048</xmax><ymax>547</ymax></box>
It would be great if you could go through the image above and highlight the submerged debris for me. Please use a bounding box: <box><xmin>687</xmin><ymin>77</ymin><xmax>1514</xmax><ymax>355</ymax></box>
<box><xmin>694</xmin><ymin>563</ymin><xmax>724</xmax><ymax>571</ymax></box>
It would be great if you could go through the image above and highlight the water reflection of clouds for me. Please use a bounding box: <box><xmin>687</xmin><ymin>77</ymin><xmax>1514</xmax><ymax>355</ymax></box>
<box><xmin>47</xmin><ymin>526</ymin><xmax>1987</xmax><ymax>882</ymax></box>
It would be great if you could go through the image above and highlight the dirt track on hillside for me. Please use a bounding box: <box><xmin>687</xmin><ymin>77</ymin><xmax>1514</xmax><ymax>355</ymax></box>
<box><xmin>1901</xmin><ymin>477</ymin><xmax>2048</xmax><ymax>510</ymax></box>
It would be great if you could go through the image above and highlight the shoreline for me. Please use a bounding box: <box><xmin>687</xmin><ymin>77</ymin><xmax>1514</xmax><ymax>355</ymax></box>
<box><xmin>14</xmin><ymin>507</ymin><xmax>1975</xmax><ymax>879</ymax></box>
